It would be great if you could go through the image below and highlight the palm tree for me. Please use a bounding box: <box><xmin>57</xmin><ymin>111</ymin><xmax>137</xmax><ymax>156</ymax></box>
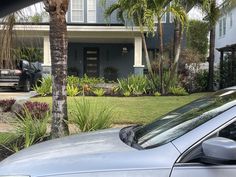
<box><xmin>43</xmin><ymin>0</ymin><xmax>69</xmax><ymax>138</ymax></box>
<box><xmin>104</xmin><ymin>0</ymin><xmax>154</xmax><ymax>77</ymax></box>
<box><xmin>0</xmin><ymin>13</ymin><xmax>17</xmax><ymax>69</ymax></box>
<box><xmin>146</xmin><ymin>0</ymin><xmax>187</xmax><ymax>94</ymax></box>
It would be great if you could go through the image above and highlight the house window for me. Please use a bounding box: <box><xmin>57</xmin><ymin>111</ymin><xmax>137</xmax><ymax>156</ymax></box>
<box><xmin>71</xmin><ymin>0</ymin><xmax>84</xmax><ymax>22</ymax></box>
<box><xmin>154</xmin><ymin>13</ymin><xmax>167</xmax><ymax>23</ymax></box>
<box><xmin>230</xmin><ymin>13</ymin><xmax>233</xmax><ymax>28</ymax></box>
<box><xmin>87</xmin><ymin>0</ymin><xmax>96</xmax><ymax>23</ymax></box>
<box><xmin>223</xmin><ymin>17</ymin><xmax>226</xmax><ymax>35</ymax></box>
<box><xmin>169</xmin><ymin>13</ymin><xmax>174</xmax><ymax>23</ymax></box>
<box><xmin>161</xmin><ymin>13</ymin><xmax>167</xmax><ymax>23</ymax></box>
<box><xmin>219</xmin><ymin>19</ymin><xmax>223</xmax><ymax>37</ymax></box>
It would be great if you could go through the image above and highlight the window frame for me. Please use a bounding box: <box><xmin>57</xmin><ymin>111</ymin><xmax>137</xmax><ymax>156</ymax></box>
<box><xmin>70</xmin><ymin>0</ymin><xmax>84</xmax><ymax>23</ymax></box>
<box><xmin>87</xmin><ymin>0</ymin><xmax>96</xmax><ymax>23</ymax></box>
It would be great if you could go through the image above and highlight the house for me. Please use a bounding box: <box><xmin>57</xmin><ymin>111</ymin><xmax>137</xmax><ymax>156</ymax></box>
<box><xmin>215</xmin><ymin>1</ymin><xmax>236</xmax><ymax>88</ymax></box>
<box><xmin>4</xmin><ymin>0</ymin><xmax>175</xmax><ymax>79</ymax></box>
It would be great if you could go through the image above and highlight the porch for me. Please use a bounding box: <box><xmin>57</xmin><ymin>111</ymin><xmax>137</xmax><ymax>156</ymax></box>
<box><xmin>12</xmin><ymin>24</ymin><xmax>146</xmax><ymax>78</ymax></box>
<box><xmin>217</xmin><ymin>43</ymin><xmax>236</xmax><ymax>89</ymax></box>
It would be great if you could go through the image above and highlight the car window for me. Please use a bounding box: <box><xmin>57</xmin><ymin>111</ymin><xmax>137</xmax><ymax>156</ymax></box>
<box><xmin>135</xmin><ymin>89</ymin><xmax>236</xmax><ymax>149</ymax></box>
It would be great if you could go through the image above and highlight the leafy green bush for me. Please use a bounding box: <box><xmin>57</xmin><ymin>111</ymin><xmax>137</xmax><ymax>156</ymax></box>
<box><xmin>80</xmin><ymin>74</ymin><xmax>104</xmax><ymax>86</ymax></box>
<box><xmin>67</xmin><ymin>75</ymin><xmax>80</xmax><ymax>87</ymax></box>
<box><xmin>195</xmin><ymin>70</ymin><xmax>208</xmax><ymax>92</ymax></box>
<box><xmin>73</xmin><ymin>98</ymin><xmax>114</xmax><ymax>132</ymax></box>
<box><xmin>154</xmin><ymin>91</ymin><xmax>161</xmax><ymax>96</ymax></box>
<box><xmin>169</xmin><ymin>86</ymin><xmax>189</xmax><ymax>96</ymax></box>
<box><xmin>67</xmin><ymin>85</ymin><xmax>79</xmax><ymax>97</ymax></box>
<box><xmin>92</xmin><ymin>88</ymin><xmax>106</xmax><ymax>96</ymax></box>
<box><xmin>117</xmin><ymin>75</ymin><xmax>150</xmax><ymax>96</ymax></box>
<box><xmin>2</xmin><ymin>107</ymin><xmax>49</xmax><ymax>154</ymax></box>
<box><xmin>33</xmin><ymin>76</ymin><xmax>52</xmax><ymax>96</ymax></box>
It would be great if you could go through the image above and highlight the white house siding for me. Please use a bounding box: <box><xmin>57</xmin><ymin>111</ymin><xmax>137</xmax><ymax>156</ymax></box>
<box><xmin>215</xmin><ymin>7</ymin><xmax>236</xmax><ymax>65</ymax></box>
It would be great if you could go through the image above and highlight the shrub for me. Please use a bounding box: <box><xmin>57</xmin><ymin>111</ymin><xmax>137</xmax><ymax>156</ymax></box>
<box><xmin>67</xmin><ymin>75</ymin><xmax>80</xmax><ymax>87</ymax></box>
<box><xmin>80</xmin><ymin>74</ymin><xmax>104</xmax><ymax>86</ymax></box>
<box><xmin>117</xmin><ymin>75</ymin><xmax>150</xmax><ymax>96</ymax></box>
<box><xmin>2</xmin><ymin>108</ymin><xmax>49</xmax><ymax>154</ymax></box>
<box><xmin>17</xmin><ymin>101</ymin><xmax>50</xmax><ymax>120</ymax></box>
<box><xmin>169</xmin><ymin>86</ymin><xmax>189</xmax><ymax>96</ymax></box>
<box><xmin>73</xmin><ymin>98</ymin><xmax>114</xmax><ymax>132</ymax></box>
<box><xmin>104</xmin><ymin>67</ymin><xmax>118</xmax><ymax>82</ymax></box>
<box><xmin>92</xmin><ymin>88</ymin><xmax>106</xmax><ymax>96</ymax></box>
<box><xmin>33</xmin><ymin>76</ymin><xmax>52</xmax><ymax>96</ymax></box>
<box><xmin>154</xmin><ymin>91</ymin><xmax>161</xmax><ymax>96</ymax></box>
<box><xmin>195</xmin><ymin>70</ymin><xmax>209</xmax><ymax>92</ymax></box>
<box><xmin>0</xmin><ymin>99</ymin><xmax>16</xmax><ymax>112</ymax></box>
<box><xmin>67</xmin><ymin>85</ymin><xmax>79</xmax><ymax>97</ymax></box>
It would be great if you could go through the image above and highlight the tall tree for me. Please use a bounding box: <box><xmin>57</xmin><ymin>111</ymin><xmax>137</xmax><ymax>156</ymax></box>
<box><xmin>0</xmin><ymin>13</ymin><xmax>16</xmax><ymax>69</ymax></box>
<box><xmin>146</xmin><ymin>0</ymin><xmax>187</xmax><ymax>94</ymax></box>
<box><xmin>104</xmin><ymin>0</ymin><xmax>154</xmax><ymax>77</ymax></box>
<box><xmin>201</xmin><ymin>0</ymin><xmax>220</xmax><ymax>91</ymax></box>
<box><xmin>43</xmin><ymin>0</ymin><xmax>69</xmax><ymax>138</ymax></box>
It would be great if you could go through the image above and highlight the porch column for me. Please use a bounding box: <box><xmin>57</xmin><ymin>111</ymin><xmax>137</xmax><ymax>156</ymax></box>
<box><xmin>219</xmin><ymin>51</ymin><xmax>224</xmax><ymax>89</ymax></box>
<box><xmin>134</xmin><ymin>37</ymin><xmax>144</xmax><ymax>75</ymax></box>
<box><xmin>42</xmin><ymin>36</ymin><xmax>51</xmax><ymax>74</ymax></box>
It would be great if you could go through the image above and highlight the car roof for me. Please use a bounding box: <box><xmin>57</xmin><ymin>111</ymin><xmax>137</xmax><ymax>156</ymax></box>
<box><xmin>0</xmin><ymin>0</ymin><xmax>41</xmax><ymax>18</ymax></box>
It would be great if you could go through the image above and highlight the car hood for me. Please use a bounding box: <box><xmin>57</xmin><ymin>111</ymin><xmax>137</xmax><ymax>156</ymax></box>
<box><xmin>0</xmin><ymin>129</ymin><xmax>132</xmax><ymax>174</ymax></box>
<box><xmin>0</xmin><ymin>128</ymin><xmax>180</xmax><ymax>177</ymax></box>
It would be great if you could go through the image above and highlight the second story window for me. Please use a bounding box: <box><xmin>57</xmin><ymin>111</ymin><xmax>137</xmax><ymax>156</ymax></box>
<box><xmin>87</xmin><ymin>0</ymin><xmax>96</xmax><ymax>23</ymax></box>
<box><xmin>219</xmin><ymin>19</ymin><xmax>222</xmax><ymax>37</ymax></box>
<box><xmin>223</xmin><ymin>17</ymin><xmax>226</xmax><ymax>36</ymax></box>
<box><xmin>71</xmin><ymin>0</ymin><xmax>84</xmax><ymax>22</ymax></box>
<box><xmin>230</xmin><ymin>13</ymin><xmax>233</xmax><ymax>28</ymax></box>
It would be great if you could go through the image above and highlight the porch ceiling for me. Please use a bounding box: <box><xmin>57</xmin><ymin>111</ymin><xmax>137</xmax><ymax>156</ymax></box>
<box><xmin>5</xmin><ymin>25</ymin><xmax>142</xmax><ymax>40</ymax></box>
<box><xmin>68</xmin><ymin>37</ymin><xmax>134</xmax><ymax>44</ymax></box>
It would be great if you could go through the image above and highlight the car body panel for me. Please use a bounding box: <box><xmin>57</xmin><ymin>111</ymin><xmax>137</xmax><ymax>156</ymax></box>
<box><xmin>171</xmin><ymin>163</ymin><xmax>236</xmax><ymax>177</ymax></box>
<box><xmin>0</xmin><ymin>129</ymin><xmax>180</xmax><ymax>177</ymax></box>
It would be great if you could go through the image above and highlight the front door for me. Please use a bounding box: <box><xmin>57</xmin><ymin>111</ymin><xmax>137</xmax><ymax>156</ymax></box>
<box><xmin>84</xmin><ymin>48</ymin><xmax>99</xmax><ymax>77</ymax></box>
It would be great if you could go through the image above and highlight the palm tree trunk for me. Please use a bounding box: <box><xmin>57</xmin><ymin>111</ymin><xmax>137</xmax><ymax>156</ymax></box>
<box><xmin>44</xmin><ymin>0</ymin><xmax>69</xmax><ymax>138</ymax></box>
<box><xmin>140</xmin><ymin>32</ymin><xmax>153</xmax><ymax>76</ymax></box>
<box><xmin>208</xmin><ymin>27</ymin><xmax>215</xmax><ymax>91</ymax></box>
<box><xmin>167</xmin><ymin>20</ymin><xmax>183</xmax><ymax>89</ymax></box>
<box><xmin>158</xmin><ymin>20</ymin><xmax>164</xmax><ymax>94</ymax></box>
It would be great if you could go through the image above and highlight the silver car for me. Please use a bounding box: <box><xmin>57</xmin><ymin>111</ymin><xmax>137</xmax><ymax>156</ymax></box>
<box><xmin>1</xmin><ymin>87</ymin><xmax>236</xmax><ymax>177</ymax></box>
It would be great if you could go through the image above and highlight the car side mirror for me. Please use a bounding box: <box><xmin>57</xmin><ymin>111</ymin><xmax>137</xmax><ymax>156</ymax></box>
<box><xmin>201</xmin><ymin>137</ymin><xmax>236</xmax><ymax>165</ymax></box>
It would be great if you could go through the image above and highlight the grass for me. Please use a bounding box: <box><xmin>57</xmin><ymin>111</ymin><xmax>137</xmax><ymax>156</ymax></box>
<box><xmin>31</xmin><ymin>93</ymin><xmax>208</xmax><ymax>125</ymax></box>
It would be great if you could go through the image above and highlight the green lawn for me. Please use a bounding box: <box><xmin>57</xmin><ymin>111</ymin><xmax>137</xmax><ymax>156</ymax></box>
<box><xmin>31</xmin><ymin>93</ymin><xmax>208</xmax><ymax>124</ymax></box>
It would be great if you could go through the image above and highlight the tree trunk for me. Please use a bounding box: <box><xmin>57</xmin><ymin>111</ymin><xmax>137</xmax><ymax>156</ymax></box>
<box><xmin>208</xmin><ymin>27</ymin><xmax>215</xmax><ymax>91</ymax></box>
<box><xmin>140</xmin><ymin>32</ymin><xmax>153</xmax><ymax>76</ymax></box>
<box><xmin>44</xmin><ymin>0</ymin><xmax>69</xmax><ymax>138</ymax></box>
<box><xmin>158</xmin><ymin>20</ymin><xmax>164</xmax><ymax>94</ymax></box>
<box><xmin>167</xmin><ymin>20</ymin><xmax>183</xmax><ymax>89</ymax></box>
<box><xmin>208</xmin><ymin>0</ymin><xmax>216</xmax><ymax>92</ymax></box>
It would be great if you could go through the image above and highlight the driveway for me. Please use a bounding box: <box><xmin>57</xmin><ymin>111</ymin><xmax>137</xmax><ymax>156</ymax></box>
<box><xmin>0</xmin><ymin>88</ymin><xmax>37</xmax><ymax>100</ymax></box>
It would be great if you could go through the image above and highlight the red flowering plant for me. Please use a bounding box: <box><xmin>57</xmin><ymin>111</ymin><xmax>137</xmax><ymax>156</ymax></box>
<box><xmin>17</xmin><ymin>101</ymin><xmax>50</xmax><ymax>120</ymax></box>
<box><xmin>0</xmin><ymin>99</ymin><xmax>16</xmax><ymax>112</ymax></box>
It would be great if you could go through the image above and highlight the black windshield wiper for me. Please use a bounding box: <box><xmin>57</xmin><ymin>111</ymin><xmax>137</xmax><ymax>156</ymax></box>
<box><xmin>120</xmin><ymin>125</ymin><xmax>143</xmax><ymax>150</ymax></box>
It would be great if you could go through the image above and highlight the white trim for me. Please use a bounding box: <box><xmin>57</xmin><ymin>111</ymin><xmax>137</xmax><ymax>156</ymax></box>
<box><xmin>9</xmin><ymin>25</ymin><xmax>151</xmax><ymax>32</ymax></box>
<box><xmin>161</xmin><ymin>13</ymin><xmax>167</xmax><ymax>23</ymax></box>
<box><xmin>70</xmin><ymin>0</ymin><xmax>84</xmax><ymax>23</ymax></box>
<box><xmin>87</xmin><ymin>0</ymin><xmax>96</xmax><ymax>23</ymax></box>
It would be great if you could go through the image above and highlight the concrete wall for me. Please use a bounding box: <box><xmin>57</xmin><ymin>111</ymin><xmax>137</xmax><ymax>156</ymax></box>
<box><xmin>68</xmin><ymin>43</ymin><xmax>134</xmax><ymax>78</ymax></box>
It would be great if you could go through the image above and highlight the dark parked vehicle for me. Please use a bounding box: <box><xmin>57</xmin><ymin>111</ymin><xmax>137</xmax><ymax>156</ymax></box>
<box><xmin>0</xmin><ymin>60</ymin><xmax>42</xmax><ymax>92</ymax></box>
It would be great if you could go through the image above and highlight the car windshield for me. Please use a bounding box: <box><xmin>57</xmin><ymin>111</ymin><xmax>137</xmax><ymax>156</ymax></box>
<box><xmin>135</xmin><ymin>89</ymin><xmax>236</xmax><ymax>149</ymax></box>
